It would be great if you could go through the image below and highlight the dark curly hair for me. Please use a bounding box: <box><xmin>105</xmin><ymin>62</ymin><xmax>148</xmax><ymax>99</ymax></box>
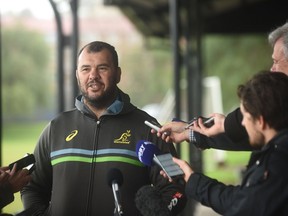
<box><xmin>237</xmin><ymin>71</ymin><xmax>288</xmax><ymax>131</ymax></box>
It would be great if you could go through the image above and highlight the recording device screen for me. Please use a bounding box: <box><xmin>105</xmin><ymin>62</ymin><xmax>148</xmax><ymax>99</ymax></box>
<box><xmin>154</xmin><ymin>154</ymin><xmax>184</xmax><ymax>179</ymax></box>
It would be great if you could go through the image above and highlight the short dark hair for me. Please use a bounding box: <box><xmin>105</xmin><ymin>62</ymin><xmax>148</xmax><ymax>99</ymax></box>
<box><xmin>78</xmin><ymin>41</ymin><xmax>119</xmax><ymax>67</ymax></box>
<box><xmin>237</xmin><ymin>71</ymin><xmax>288</xmax><ymax>131</ymax></box>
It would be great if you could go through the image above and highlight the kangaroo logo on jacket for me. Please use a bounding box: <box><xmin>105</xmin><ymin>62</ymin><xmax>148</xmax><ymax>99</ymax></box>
<box><xmin>114</xmin><ymin>130</ymin><xmax>131</xmax><ymax>144</ymax></box>
<box><xmin>65</xmin><ymin>130</ymin><xmax>78</xmax><ymax>142</ymax></box>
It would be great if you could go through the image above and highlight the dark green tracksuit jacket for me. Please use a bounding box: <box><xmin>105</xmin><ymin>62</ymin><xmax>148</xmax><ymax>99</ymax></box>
<box><xmin>21</xmin><ymin>90</ymin><xmax>186</xmax><ymax>216</ymax></box>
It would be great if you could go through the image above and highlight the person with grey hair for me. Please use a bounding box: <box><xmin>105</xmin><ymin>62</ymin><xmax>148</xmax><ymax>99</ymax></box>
<box><xmin>162</xmin><ymin>71</ymin><xmax>288</xmax><ymax>215</ymax></box>
<box><xmin>156</xmin><ymin>21</ymin><xmax>288</xmax><ymax>151</ymax></box>
<box><xmin>269</xmin><ymin>22</ymin><xmax>288</xmax><ymax>74</ymax></box>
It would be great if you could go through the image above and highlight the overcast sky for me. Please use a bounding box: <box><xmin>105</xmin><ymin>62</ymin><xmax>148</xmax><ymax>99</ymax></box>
<box><xmin>0</xmin><ymin>0</ymin><xmax>61</xmax><ymax>19</ymax></box>
<box><xmin>0</xmin><ymin>0</ymin><xmax>112</xmax><ymax>19</ymax></box>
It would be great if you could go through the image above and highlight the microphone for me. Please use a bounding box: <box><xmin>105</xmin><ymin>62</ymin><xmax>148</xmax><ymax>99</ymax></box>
<box><xmin>107</xmin><ymin>168</ymin><xmax>124</xmax><ymax>216</ymax></box>
<box><xmin>136</xmin><ymin>140</ymin><xmax>160</xmax><ymax>166</ymax></box>
<box><xmin>136</xmin><ymin>140</ymin><xmax>184</xmax><ymax>179</ymax></box>
<box><xmin>135</xmin><ymin>185</ymin><xmax>171</xmax><ymax>216</ymax></box>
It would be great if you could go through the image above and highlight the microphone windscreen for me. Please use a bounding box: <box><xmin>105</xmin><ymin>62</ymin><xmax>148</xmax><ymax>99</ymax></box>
<box><xmin>136</xmin><ymin>140</ymin><xmax>160</xmax><ymax>166</ymax></box>
<box><xmin>135</xmin><ymin>185</ymin><xmax>171</xmax><ymax>216</ymax></box>
<box><xmin>107</xmin><ymin>168</ymin><xmax>123</xmax><ymax>187</ymax></box>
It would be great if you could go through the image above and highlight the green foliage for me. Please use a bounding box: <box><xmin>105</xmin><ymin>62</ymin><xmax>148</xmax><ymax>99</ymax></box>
<box><xmin>203</xmin><ymin>35</ymin><xmax>272</xmax><ymax>113</ymax></box>
<box><xmin>119</xmin><ymin>35</ymin><xmax>272</xmax><ymax>113</ymax></box>
<box><xmin>2</xmin><ymin>23</ymin><xmax>52</xmax><ymax>120</ymax></box>
<box><xmin>119</xmin><ymin>39</ymin><xmax>173</xmax><ymax>108</ymax></box>
<box><xmin>204</xmin><ymin>149</ymin><xmax>251</xmax><ymax>184</ymax></box>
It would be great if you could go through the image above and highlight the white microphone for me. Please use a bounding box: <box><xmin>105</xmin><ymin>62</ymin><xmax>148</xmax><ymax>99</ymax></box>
<box><xmin>107</xmin><ymin>168</ymin><xmax>124</xmax><ymax>216</ymax></box>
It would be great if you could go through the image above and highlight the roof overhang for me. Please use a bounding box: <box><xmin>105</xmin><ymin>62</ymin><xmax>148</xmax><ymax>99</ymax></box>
<box><xmin>104</xmin><ymin>0</ymin><xmax>288</xmax><ymax>37</ymax></box>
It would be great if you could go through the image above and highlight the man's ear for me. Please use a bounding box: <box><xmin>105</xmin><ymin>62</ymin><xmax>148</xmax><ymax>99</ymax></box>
<box><xmin>257</xmin><ymin>115</ymin><xmax>266</xmax><ymax>129</ymax></box>
<box><xmin>116</xmin><ymin>67</ymin><xmax>121</xmax><ymax>84</ymax></box>
<box><xmin>76</xmin><ymin>70</ymin><xmax>79</xmax><ymax>79</ymax></box>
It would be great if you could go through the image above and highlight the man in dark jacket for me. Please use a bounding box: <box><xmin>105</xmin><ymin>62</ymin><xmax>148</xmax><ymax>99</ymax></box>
<box><xmin>21</xmin><ymin>41</ymin><xmax>186</xmax><ymax>216</ymax></box>
<box><xmin>193</xmin><ymin>21</ymin><xmax>288</xmax><ymax>150</ymax></box>
<box><xmin>157</xmin><ymin>22</ymin><xmax>288</xmax><ymax>151</ymax></box>
<box><xmin>162</xmin><ymin>71</ymin><xmax>288</xmax><ymax>215</ymax></box>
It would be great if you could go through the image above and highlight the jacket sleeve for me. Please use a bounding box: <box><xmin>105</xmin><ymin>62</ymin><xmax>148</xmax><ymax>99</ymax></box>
<box><xmin>0</xmin><ymin>185</ymin><xmax>14</xmax><ymax>209</ymax></box>
<box><xmin>185</xmin><ymin>172</ymin><xmax>239</xmax><ymax>215</ymax></box>
<box><xmin>186</xmin><ymin>144</ymin><xmax>288</xmax><ymax>216</ymax></box>
<box><xmin>224</xmin><ymin>107</ymin><xmax>248</xmax><ymax>143</ymax></box>
<box><xmin>20</xmin><ymin>123</ymin><xmax>53</xmax><ymax>215</ymax></box>
<box><xmin>191</xmin><ymin>131</ymin><xmax>254</xmax><ymax>151</ymax></box>
<box><xmin>190</xmin><ymin>108</ymin><xmax>255</xmax><ymax>151</ymax></box>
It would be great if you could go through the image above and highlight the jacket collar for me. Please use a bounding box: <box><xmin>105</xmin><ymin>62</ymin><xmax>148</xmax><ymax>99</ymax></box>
<box><xmin>74</xmin><ymin>88</ymin><xmax>136</xmax><ymax>118</ymax></box>
<box><xmin>262</xmin><ymin>128</ymin><xmax>288</xmax><ymax>151</ymax></box>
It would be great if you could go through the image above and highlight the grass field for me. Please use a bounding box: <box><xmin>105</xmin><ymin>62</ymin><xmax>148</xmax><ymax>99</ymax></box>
<box><xmin>1</xmin><ymin>121</ymin><xmax>48</xmax><ymax>214</ymax></box>
<box><xmin>1</xmin><ymin>121</ymin><xmax>251</xmax><ymax>214</ymax></box>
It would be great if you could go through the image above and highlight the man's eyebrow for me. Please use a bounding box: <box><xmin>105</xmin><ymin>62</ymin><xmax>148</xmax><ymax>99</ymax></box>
<box><xmin>78</xmin><ymin>63</ymin><xmax>111</xmax><ymax>69</ymax></box>
<box><xmin>97</xmin><ymin>63</ymin><xmax>110</xmax><ymax>67</ymax></box>
<box><xmin>79</xmin><ymin>64</ymin><xmax>90</xmax><ymax>68</ymax></box>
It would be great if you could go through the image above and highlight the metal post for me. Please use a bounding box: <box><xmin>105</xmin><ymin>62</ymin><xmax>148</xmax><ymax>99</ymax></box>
<box><xmin>185</xmin><ymin>0</ymin><xmax>203</xmax><ymax>173</ymax></box>
<box><xmin>169</xmin><ymin>0</ymin><xmax>181</xmax><ymax>155</ymax></box>
<box><xmin>70</xmin><ymin>0</ymin><xmax>79</xmax><ymax>103</ymax></box>
<box><xmin>180</xmin><ymin>0</ymin><xmax>203</xmax><ymax>215</ymax></box>
<box><xmin>48</xmin><ymin>0</ymin><xmax>65</xmax><ymax>113</ymax></box>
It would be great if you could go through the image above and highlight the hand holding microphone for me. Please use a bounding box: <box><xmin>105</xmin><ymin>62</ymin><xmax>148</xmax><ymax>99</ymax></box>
<box><xmin>145</xmin><ymin>117</ymin><xmax>215</xmax><ymax>144</ymax></box>
<box><xmin>189</xmin><ymin>114</ymin><xmax>225</xmax><ymax>138</ymax></box>
<box><xmin>145</xmin><ymin>120</ymin><xmax>191</xmax><ymax>143</ymax></box>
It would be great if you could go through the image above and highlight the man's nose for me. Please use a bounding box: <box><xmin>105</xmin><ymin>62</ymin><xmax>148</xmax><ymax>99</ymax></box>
<box><xmin>89</xmin><ymin>68</ymin><xmax>100</xmax><ymax>79</ymax></box>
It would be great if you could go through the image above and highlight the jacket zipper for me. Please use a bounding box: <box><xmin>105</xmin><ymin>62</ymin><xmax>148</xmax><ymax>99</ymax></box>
<box><xmin>85</xmin><ymin>119</ymin><xmax>100</xmax><ymax>216</ymax></box>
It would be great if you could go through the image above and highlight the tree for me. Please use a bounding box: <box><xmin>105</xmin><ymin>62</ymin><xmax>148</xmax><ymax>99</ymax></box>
<box><xmin>119</xmin><ymin>38</ymin><xmax>173</xmax><ymax>108</ymax></box>
<box><xmin>2</xmin><ymin>23</ymin><xmax>53</xmax><ymax>121</ymax></box>
<box><xmin>203</xmin><ymin>35</ymin><xmax>271</xmax><ymax>113</ymax></box>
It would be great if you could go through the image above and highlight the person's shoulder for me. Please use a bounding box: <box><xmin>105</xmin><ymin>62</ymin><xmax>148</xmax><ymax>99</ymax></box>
<box><xmin>133</xmin><ymin>107</ymin><xmax>158</xmax><ymax>120</ymax></box>
<box><xmin>50</xmin><ymin>108</ymin><xmax>79</xmax><ymax>122</ymax></box>
<box><xmin>274</xmin><ymin>131</ymin><xmax>288</xmax><ymax>152</ymax></box>
<box><xmin>268</xmin><ymin>132</ymin><xmax>288</xmax><ymax>168</ymax></box>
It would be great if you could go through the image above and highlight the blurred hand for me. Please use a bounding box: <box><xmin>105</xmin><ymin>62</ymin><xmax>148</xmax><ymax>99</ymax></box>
<box><xmin>7</xmin><ymin>164</ymin><xmax>32</xmax><ymax>193</ymax></box>
<box><xmin>0</xmin><ymin>166</ymin><xmax>10</xmax><ymax>185</ymax></box>
<box><xmin>152</xmin><ymin>121</ymin><xmax>189</xmax><ymax>143</ymax></box>
<box><xmin>191</xmin><ymin>113</ymin><xmax>226</xmax><ymax>137</ymax></box>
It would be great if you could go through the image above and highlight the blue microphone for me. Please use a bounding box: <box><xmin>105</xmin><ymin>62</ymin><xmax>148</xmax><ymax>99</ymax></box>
<box><xmin>136</xmin><ymin>140</ymin><xmax>160</xmax><ymax>166</ymax></box>
<box><xmin>136</xmin><ymin>140</ymin><xmax>184</xmax><ymax>178</ymax></box>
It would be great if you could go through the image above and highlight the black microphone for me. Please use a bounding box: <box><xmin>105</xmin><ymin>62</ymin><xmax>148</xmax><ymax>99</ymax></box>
<box><xmin>107</xmin><ymin>168</ymin><xmax>124</xmax><ymax>216</ymax></box>
<box><xmin>135</xmin><ymin>185</ymin><xmax>171</xmax><ymax>216</ymax></box>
